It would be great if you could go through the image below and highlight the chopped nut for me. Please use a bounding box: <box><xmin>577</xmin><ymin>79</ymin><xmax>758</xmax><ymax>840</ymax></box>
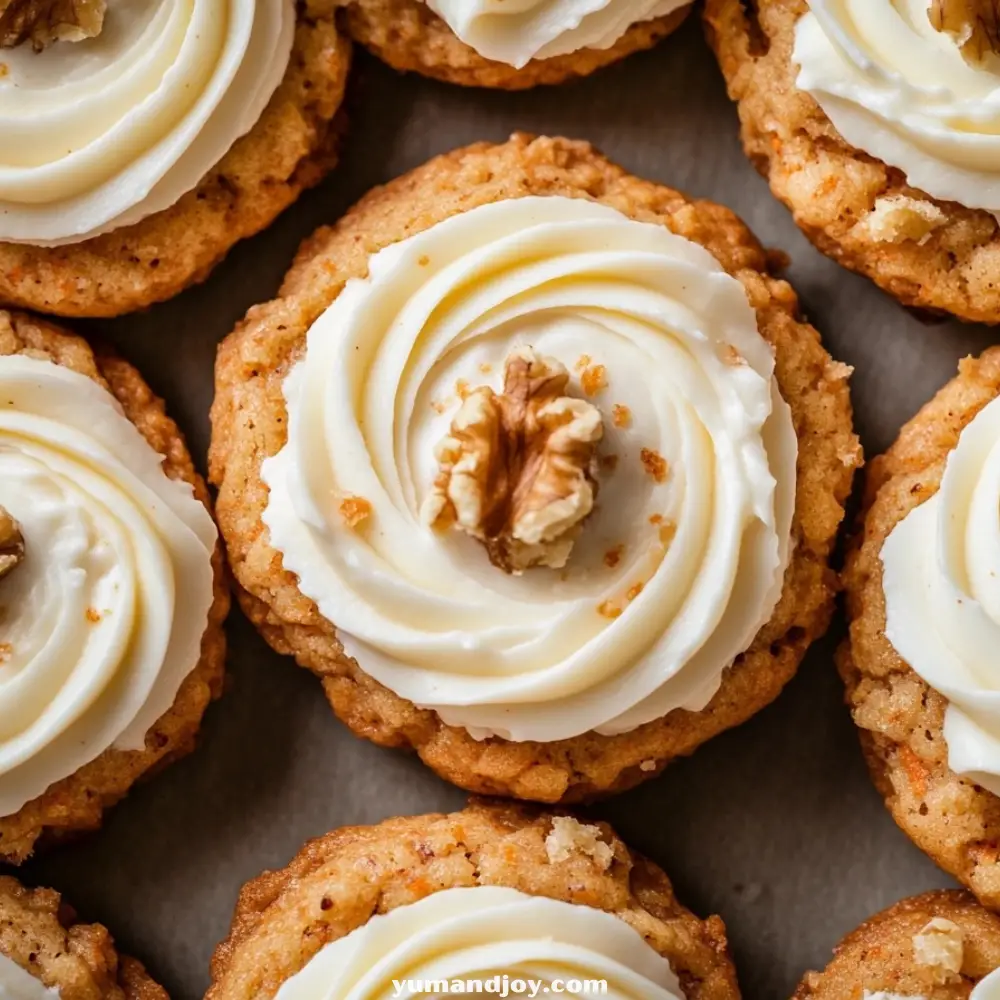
<box><xmin>422</xmin><ymin>347</ymin><xmax>604</xmax><ymax>574</ymax></box>
<box><xmin>649</xmin><ymin>513</ymin><xmax>664</xmax><ymax>525</ymax></box>
<box><xmin>597</xmin><ymin>600</ymin><xmax>621</xmax><ymax>619</ymax></box>
<box><xmin>929</xmin><ymin>0</ymin><xmax>1000</xmax><ymax>63</ymax></box>
<box><xmin>658</xmin><ymin>520</ymin><xmax>677</xmax><ymax>545</ymax></box>
<box><xmin>626</xmin><ymin>581</ymin><xmax>644</xmax><ymax>601</ymax></box>
<box><xmin>639</xmin><ymin>759</ymin><xmax>658</xmax><ymax>772</ymax></box>
<box><xmin>545</xmin><ymin>816</ymin><xmax>614</xmax><ymax>870</ymax></box>
<box><xmin>913</xmin><ymin>917</ymin><xmax>964</xmax><ymax>984</ymax></box>
<box><xmin>580</xmin><ymin>364</ymin><xmax>607</xmax><ymax>397</ymax></box>
<box><xmin>722</xmin><ymin>344</ymin><xmax>747</xmax><ymax>367</ymax></box>
<box><xmin>339</xmin><ymin>496</ymin><xmax>372</xmax><ymax>528</ymax></box>
<box><xmin>604</xmin><ymin>545</ymin><xmax>624</xmax><ymax>568</ymax></box>
<box><xmin>0</xmin><ymin>505</ymin><xmax>23</xmax><ymax>581</ymax></box>
<box><xmin>85</xmin><ymin>607</ymin><xmax>101</xmax><ymax>623</ymax></box>
<box><xmin>575</xmin><ymin>354</ymin><xmax>592</xmax><ymax>371</ymax></box>
<box><xmin>0</xmin><ymin>0</ymin><xmax>105</xmax><ymax>49</ymax></box>
<box><xmin>612</xmin><ymin>403</ymin><xmax>632</xmax><ymax>428</ymax></box>
<box><xmin>858</xmin><ymin>195</ymin><xmax>947</xmax><ymax>245</ymax></box>
<box><xmin>641</xmin><ymin>447</ymin><xmax>669</xmax><ymax>483</ymax></box>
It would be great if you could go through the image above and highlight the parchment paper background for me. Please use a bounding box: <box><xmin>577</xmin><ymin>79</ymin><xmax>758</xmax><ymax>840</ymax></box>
<box><xmin>19</xmin><ymin>16</ymin><xmax>1000</xmax><ymax>1000</ymax></box>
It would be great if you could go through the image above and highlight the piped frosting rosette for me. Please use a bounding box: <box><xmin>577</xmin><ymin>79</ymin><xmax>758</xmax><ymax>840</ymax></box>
<box><xmin>0</xmin><ymin>355</ymin><xmax>216</xmax><ymax>816</ymax></box>
<box><xmin>883</xmin><ymin>394</ymin><xmax>1000</xmax><ymax>796</ymax></box>
<box><xmin>425</xmin><ymin>0</ymin><xmax>690</xmax><ymax>68</ymax></box>
<box><xmin>262</xmin><ymin>195</ymin><xmax>797</xmax><ymax>744</ymax></box>
<box><xmin>0</xmin><ymin>0</ymin><xmax>295</xmax><ymax>245</ymax></box>
<box><xmin>794</xmin><ymin>0</ymin><xmax>1000</xmax><ymax>212</ymax></box>
<box><xmin>272</xmin><ymin>887</ymin><xmax>683</xmax><ymax>1000</ymax></box>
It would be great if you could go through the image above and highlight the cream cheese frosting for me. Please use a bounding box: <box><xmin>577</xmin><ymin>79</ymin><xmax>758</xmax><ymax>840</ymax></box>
<box><xmin>0</xmin><ymin>954</ymin><xmax>58</xmax><ymax>1000</ymax></box>
<box><xmin>271</xmin><ymin>886</ymin><xmax>683</xmax><ymax>1000</ymax></box>
<box><xmin>0</xmin><ymin>0</ymin><xmax>295</xmax><ymax>246</ymax></box>
<box><xmin>262</xmin><ymin>195</ymin><xmax>798</xmax><ymax>743</ymax></box>
<box><xmin>425</xmin><ymin>0</ymin><xmax>690</xmax><ymax>68</ymax></box>
<box><xmin>974</xmin><ymin>967</ymin><xmax>1000</xmax><ymax>999</ymax></box>
<box><xmin>793</xmin><ymin>0</ymin><xmax>1000</xmax><ymax>214</ymax></box>
<box><xmin>0</xmin><ymin>356</ymin><xmax>217</xmax><ymax>816</ymax></box>
<box><xmin>883</xmin><ymin>394</ymin><xmax>1000</xmax><ymax>796</ymax></box>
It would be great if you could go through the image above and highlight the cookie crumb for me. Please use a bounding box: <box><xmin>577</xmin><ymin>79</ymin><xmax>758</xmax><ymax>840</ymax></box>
<box><xmin>581</xmin><ymin>364</ymin><xmax>607</xmax><ymax>397</ymax></box>
<box><xmin>913</xmin><ymin>917</ymin><xmax>963</xmax><ymax>984</ymax></box>
<box><xmin>604</xmin><ymin>545</ymin><xmax>624</xmax><ymax>568</ymax></box>
<box><xmin>612</xmin><ymin>403</ymin><xmax>632</xmax><ymax>428</ymax></box>
<box><xmin>858</xmin><ymin>195</ymin><xmax>946</xmax><ymax>246</ymax></box>
<box><xmin>545</xmin><ymin>816</ymin><xmax>613</xmax><ymax>870</ymax></box>
<box><xmin>641</xmin><ymin>448</ymin><xmax>669</xmax><ymax>483</ymax></box>
<box><xmin>339</xmin><ymin>496</ymin><xmax>372</xmax><ymax>528</ymax></box>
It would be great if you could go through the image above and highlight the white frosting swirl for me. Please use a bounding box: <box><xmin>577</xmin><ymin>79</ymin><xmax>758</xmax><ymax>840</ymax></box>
<box><xmin>0</xmin><ymin>955</ymin><xmax>58</xmax><ymax>1000</ymax></box>
<box><xmin>0</xmin><ymin>356</ymin><xmax>217</xmax><ymax>816</ymax></box>
<box><xmin>794</xmin><ymin>0</ymin><xmax>1000</xmax><ymax>213</ymax></box>
<box><xmin>263</xmin><ymin>196</ymin><xmax>797</xmax><ymax>743</ymax></box>
<box><xmin>975</xmin><ymin>968</ymin><xmax>1000</xmax><ymax>1000</ymax></box>
<box><xmin>425</xmin><ymin>0</ymin><xmax>689</xmax><ymax>68</ymax></box>
<box><xmin>272</xmin><ymin>887</ymin><xmax>682</xmax><ymax>1000</ymax></box>
<box><xmin>0</xmin><ymin>0</ymin><xmax>295</xmax><ymax>246</ymax></box>
<box><xmin>883</xmin><ymin>394</ymin><xmax>1000</xmax><ymax>796</ymax></box>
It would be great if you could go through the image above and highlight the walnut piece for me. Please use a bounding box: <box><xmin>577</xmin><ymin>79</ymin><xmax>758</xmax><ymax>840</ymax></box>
<box><xmin>0</xmin><ymin>506</ymin><xmax>24</xmax><ymax>581</ymax></box>
<box><xmin>929</xmin><ymin>0</ymin><xmax>1000</xmax><ymax>64</ymax></box>
<box><xmin>913</xmin><ymin>917</ymin><xmax>964</xmax><ymax>985</ymax></box>
<box><xmin>422</xmin><ymin>347</ymin><xmax>604</xmax><ymax>574</ymax></box>
<box><xmin>0</xmin><ymin>0</ymin><xmax>105</xmax><ymax>50</ymax></box>
<box><xmin>544</xmin><ymin>817</ymin><xmax>613</xmax><ymax>870</ymax></box>
<box><xmin>858</xmin><ymin>195</ymin><xmax>947</xmax><ymax>245</ymax></box>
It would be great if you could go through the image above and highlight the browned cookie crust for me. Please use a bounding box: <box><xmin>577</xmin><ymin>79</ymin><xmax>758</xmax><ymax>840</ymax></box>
<box><xmin>841</xmin><ymin>348</ymin><xmax>1000</xmax><ymax>909</ymax></box>
<box><xmin>704</xmin><ymin>0</ymin><xmax>1000</xmax><ymax>325</ymax></box>
<box><xmin>210</xmin><ymin>133</ymin><xmax>860</xmax><ymax>804</ymax></box>
<box><xmin>794</xmin><ymin>891</ymin><xmax>1000</xmax><ymax>1000</ymax></box>
<box><xmin>0</xmin><ymin>310</ymin><xmax>229</xmax><ymax>863</ymax></box>
<box><xmin>0</xmin><ymin>876</ymin><xmax>167</xmax><ymax>1000</ymax></box>
<box><xmin>337</xmin><ymin>0</ymin><xmax>689</xmax><ymax>89</ymax></box>
<box><xmin>206</xmin><ymin>800</ymin><xmax>740</xmax><ymax>1000</ymax></box>
<box><xmin>0</xmin><ymin>3</ymin><xmax>351</xmax><ymax>319</ymax></box>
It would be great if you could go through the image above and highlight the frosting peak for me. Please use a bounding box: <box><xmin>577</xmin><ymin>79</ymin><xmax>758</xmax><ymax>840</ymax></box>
<box><xmin>0</xmin><ymin>0</ymin><xmax>295</xmax><ymax>245</ymax></box>
<box><xmin>262</xmin><ymin>196</ymin><xmax>797</xmax><ymax>744</ymax></box>
<box><xmin>426</xmin><ymin>0</ymin><xmax>689</xmax><ymax>68</ymax></box>
<box><xmin>794</xmin><ymin>0</ymin><xmax>1000</xmax><ymax>213</ymax></box>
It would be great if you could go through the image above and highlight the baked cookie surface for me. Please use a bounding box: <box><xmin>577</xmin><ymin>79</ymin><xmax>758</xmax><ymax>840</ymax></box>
<box><xmin>794</xmin><ymin>891</ymin><xmax>1000</xmax><ymax>1000</ymax></box>
<box><xmin>0</xmin><ymin>4</ymin><xmax>350</xmax><ymax>320</ymax></box>
<box><xmin>0</xmin><ymin>875</ymin><xmax>167</xmax><ymax>1000</ymax></box>
<box><xmin>0</xmin><ymin>310</ymin><xmax>229</xmax><ymax>863</ymax></box>
<box><xmin>704</xmin><ymin>0</ymin><xmax>1000</xmax><ymax>325</ymax></box>
<box><xmin>337</xmin><ymin>0</ymin><xmax>690</xmax><ymax>89</ymax></box>
<box><xmin>841</xmin><ymin>348</ymin><xmax>1000</xmax><ymax>908</ymax></box>
<box><xmin>211</xmin><ymin>134</ymin><xmax>859</xmax><ymax>804</ymax></box>
<box><xmin>205</xmin><ymin>799</ymin><xmax>740</xmax><ymax>1000</ymax></box>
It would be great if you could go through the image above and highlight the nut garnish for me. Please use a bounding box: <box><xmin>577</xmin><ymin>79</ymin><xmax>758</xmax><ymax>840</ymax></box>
<box><xmin>913</xmin><ymin>917</ymin><xmax>964</xmax><ymax>984</ymax></box>
<box><xmin>0</xmin><ymin>505</ymin><xmax>24</xmax><ymax>580</ymax></box>
<box><xmin>612</xmin><ymin>403</ymin><xmax>632</xmax><ymax>428</ymax></box>
<box><xmin>929</xmin><ymin>0</ymin><xmax>1000</xmax><ymax>63</ymax></box>
<box><xmin>545</xmin><ymin>816</ymin><xmax>614</xmax><ymax>870</ymax></box>
<box><xmin>640</xmin><ymin>447</ymin><xmax>669</xmax><ymax>483</ymax></box>
<box><xmin>422</xmin><ymin>347</ymin><xmax>604</xmax><ymax>574</ymax></box>
<box><xmin>0</xmin><ymin>0</ymin><xmax>105</xmax><ymax>50</ymax></box>
<box><xmin>580</xmin><ymin>364</ymin><xmax>607</xmax><ymax>397</ymax></box>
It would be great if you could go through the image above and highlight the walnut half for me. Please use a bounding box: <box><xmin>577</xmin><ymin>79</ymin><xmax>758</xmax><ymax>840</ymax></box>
<box><xmin>0</xmin><ymin>0</ymin><xmax>105</xmax><ymax>50</ymax></box>
<box><xmin>929</xmin><ymin>0</ymin><xmax>1000</xmax><ymax>64</ymax></box>
<box><xmin>422</xmin><ymin>347</ymin><xmax>604</xmax><ymax>574</ymax></box>
<box><xmin>0</xmin><ymin>506</ymin><xmax>23</xmax><ymax>581</ymax></box>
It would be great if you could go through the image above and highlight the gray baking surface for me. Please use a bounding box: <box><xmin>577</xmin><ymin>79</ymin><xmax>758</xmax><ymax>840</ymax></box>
<box><xmin>18</xmin><ymin>15</ymin><xmax>999</xmax><ymax>1000</ymax></box>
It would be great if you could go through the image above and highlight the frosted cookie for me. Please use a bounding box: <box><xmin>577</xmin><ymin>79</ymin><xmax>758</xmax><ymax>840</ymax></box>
<box><xmin>205</xmin><ymin>800</ymin><xmax>740</xmax><ymax>1000</ymax></box>
<box><xmin>0</xmin><ymin>875</ymin><xmax>167</xmax><ymax>1000</ymax></box>
<box><xmin>794</xmin><ymin>891</ymin><xmax>1000</xmax><ymax>1000</ymax></box>
<box><xmin>841</xmin><ymin>347</ymin><xmax>1000</xmax><ymax>908</ymax></box>
<box><xmin>705</xmin><ymin>0</ymin><xmax>1000</xmax><ymax>325</ymax></box>
<box><xmin>0</xmin><ymin>310</ymin><xmax>228</xmax><ymax>863</ymax></box>
<box><xmin>336</xmin><ymin>0</ymin><xmax>691</xmax><ymax>89</ymax></box>
<box><xmin>0</xmin><ymin>0</ymin><xmax>350</xmax><ymax>318</ymax></box>
<box><xmin>210</xmin><ymin>134</ymin><xmax>860</xmax><ymax>804</ymax></box>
